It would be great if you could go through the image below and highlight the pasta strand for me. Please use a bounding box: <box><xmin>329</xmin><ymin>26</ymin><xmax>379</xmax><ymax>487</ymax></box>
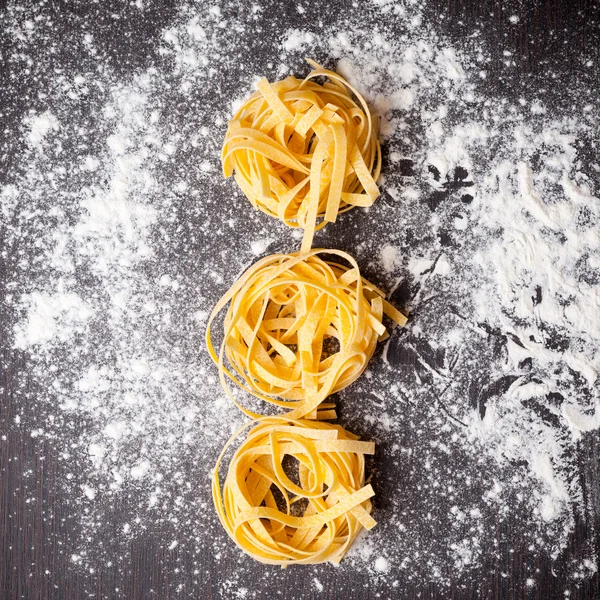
<box><xmin>212</xmin><ymin>416</ymin><xmax>376</xmax><ymax>566</ymax></box>
<box><xmin>205</xmin><ymin>249</ymin><xmax>407</xmax><ymax>419</ymax></box>
<box><xmin>222</xmin><ymin>59</ymin><xmax>381</xmax><ymax>253</ymax></box>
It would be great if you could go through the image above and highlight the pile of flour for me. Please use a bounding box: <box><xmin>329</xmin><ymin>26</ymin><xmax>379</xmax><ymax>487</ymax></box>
<box><xmin>1</xmin><ymin>0</ymin><xmax>598</xmax><ymax>595</ymax></box>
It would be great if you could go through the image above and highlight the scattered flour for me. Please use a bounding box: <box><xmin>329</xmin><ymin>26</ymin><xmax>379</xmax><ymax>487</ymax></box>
<box><xmin>1</xmin><ymin>0</ymin><xmax>598</xmax><ymax>597</ymax></box>
<box><xmin>380</xmin><ymin>244</ymin><xmax>401</xmax><ymax>274</ymax></box>
<box><xmin>25</xmin><ymin>110</ymin><xmax>59</xmax><ymax>147</ymax></box>
<box><xmin>375</xmin><ymin>556</ymin><xmax>390</xmax><ymax>573</ymax></box>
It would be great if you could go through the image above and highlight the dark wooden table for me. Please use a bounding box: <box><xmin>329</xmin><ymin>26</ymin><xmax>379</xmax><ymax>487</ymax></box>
<box><xmin>1</xmin><ymin>0</ymin><xmax>599</xmax><ymax>598</ymax></box>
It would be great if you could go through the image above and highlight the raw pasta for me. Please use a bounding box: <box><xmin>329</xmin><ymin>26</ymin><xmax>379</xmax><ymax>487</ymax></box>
<box><xmin>211</xmin><ymin>60</ymin><xmax>406</xmax><ymax>567</ymax></box>
<box><xmin>205</xmin><ymin>248</ymin><xmax>407</xmax><ymax>419</ymax></box>
<box><xmin>221</xmin><ymin>59</ymin><xmax>381</xmax><ymax>254</ymax></box>
<box><xmin>212</xmin><ymin>416</ymin><xmax>376</xmax><ymax>566</ymax></box>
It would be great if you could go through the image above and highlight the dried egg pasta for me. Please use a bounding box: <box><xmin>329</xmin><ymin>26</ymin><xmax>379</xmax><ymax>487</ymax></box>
<box><xmin>212</xmin><ymin>416</ymin><xmax>376</xmax><ymax>566</ymax></box>
<box><xmin>222</xmin><ymin>59</ymin><xmax>381</xmax><ymax>253</ymax></box>
<box><xmin>205</xmin><ymin>249</ymin><xmax>407</xmax><ymax>419</ymax></box>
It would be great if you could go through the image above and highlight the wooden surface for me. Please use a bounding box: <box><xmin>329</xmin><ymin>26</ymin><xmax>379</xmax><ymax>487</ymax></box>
<box><xmin>1</xmin><ymin>0</ymin><xmax>600</xmax><ymax>599</ymax></box>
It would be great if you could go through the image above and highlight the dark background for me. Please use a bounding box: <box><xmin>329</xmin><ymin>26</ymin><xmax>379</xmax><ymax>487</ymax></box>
<box><xmin>1</xmin><ymin>0</ymin><xmax>599</xmax><ymax>598</ymax></box>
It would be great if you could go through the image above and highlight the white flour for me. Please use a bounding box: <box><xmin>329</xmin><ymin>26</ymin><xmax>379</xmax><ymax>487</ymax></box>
<box><xmin>1</xmin><ymin>0</ymin><xmax>598</xmax><ymax>596</ymax></box>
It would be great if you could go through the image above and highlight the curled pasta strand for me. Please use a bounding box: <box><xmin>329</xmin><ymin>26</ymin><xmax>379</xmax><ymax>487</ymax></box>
<box><xmin>222</xmin><ymin>59</ymin><xmax>381</xmax><ymax>254</ymax></box>
<box><xmin>205</xmin><ymin>249</ymin><xmax>407</xmax><ymax>419</ymax></box>
<box><xmin>212</xmin><ymin>416</ymin><xmax>376</xmax><ymax>566</ymax></box>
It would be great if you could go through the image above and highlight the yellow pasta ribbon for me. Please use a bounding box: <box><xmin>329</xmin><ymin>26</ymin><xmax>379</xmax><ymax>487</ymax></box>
<box><xmin>205</xmin><ymin>249</ymin><xmax>407</xmax><ymax>419</ymax></box>
<box><xmin>222</xmin><ymin>59</ymin><xmax>382</xmax><ymax>254</ymax></box>
<box><xmin>212</xmin><ymin>416</ymin><xmax>377</xmax><ymax>566</ymax></box>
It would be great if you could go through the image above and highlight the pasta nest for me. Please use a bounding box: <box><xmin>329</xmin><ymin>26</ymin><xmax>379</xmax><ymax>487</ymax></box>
<box><xmin>206</xmin><ymin>249</ymin><xmax>407</xmax><ymax>419</ymax></box>
<box><xmin>222</xmin><ymin>59</ymin><xmax>382</xmax><ymax>254</ymax></box>
<box><xmin>212</xmin><ymin>416</ymin><xmax>376</xmax><ymax>566</ymax></box>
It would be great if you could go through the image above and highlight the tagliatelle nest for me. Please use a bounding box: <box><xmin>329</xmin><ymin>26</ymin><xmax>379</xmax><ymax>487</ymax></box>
<box><xmin>212</xmin><ymin>416</ymin><xmax>376</xmax><ymax>566</ymax></box>
<box><xmin>205</xmin><ymin>249</ymin><xmax>407</xmax><ymax>419</ymax></box>
<box><xmin>221</xmin><ymin>59</ymin><xmax>381</xmax><ymax>254</ymax></box>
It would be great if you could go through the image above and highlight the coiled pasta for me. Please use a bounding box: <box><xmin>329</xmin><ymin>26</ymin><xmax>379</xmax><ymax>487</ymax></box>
<box><xmin>205</xmin><ymin>249</ymin><xmax>406</xmax><ymax>419</ymax></box>
<box><xmin>222</xmin><ymin>59</ymin><xmax>381</xmax><ymax>254</ymax></box>
<box><xmin>212</xmin><ymin>416</ymin><xmax>376</xmax><ymax>566</ymax></box>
